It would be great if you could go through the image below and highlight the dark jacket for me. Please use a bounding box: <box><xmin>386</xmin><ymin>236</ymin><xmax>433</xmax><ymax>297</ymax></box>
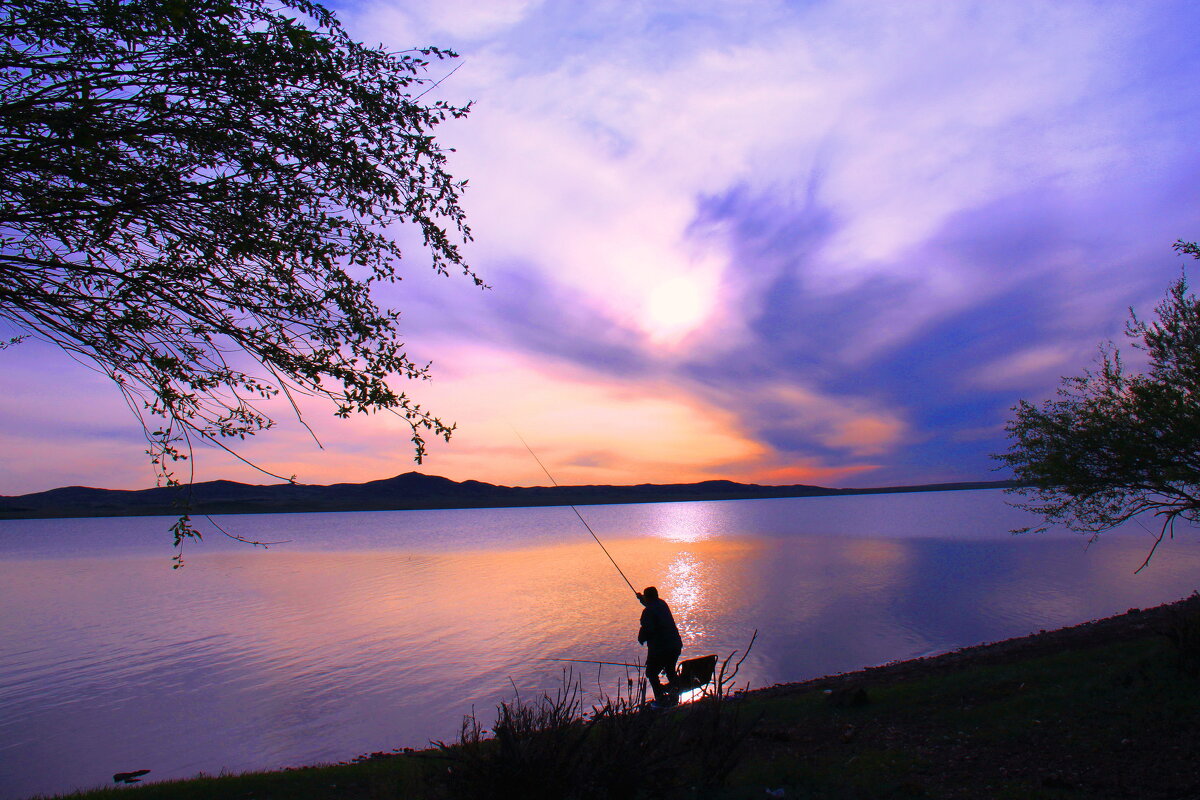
<box><xmin>638</xmin><ymin>597</ymin><xmax>682</xmax><ymax>650</ymax></box>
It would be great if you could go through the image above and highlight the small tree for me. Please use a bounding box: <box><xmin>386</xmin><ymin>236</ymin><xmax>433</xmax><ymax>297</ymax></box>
<box><xmin>997</xmin><ymin>241</ymin><xmax>1200</xmax><ymax>570</ymax></box>
<box><xmin>0</xmin><ymin>0</ymin><xmax>480</xmax><ymax>490</ymax></box>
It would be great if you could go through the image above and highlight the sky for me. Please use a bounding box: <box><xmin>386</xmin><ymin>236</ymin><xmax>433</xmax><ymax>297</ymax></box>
<box><xmin>3</xmin><ymin>0</ymin><xmax>1200</xmax><ymax>495</ymax></box>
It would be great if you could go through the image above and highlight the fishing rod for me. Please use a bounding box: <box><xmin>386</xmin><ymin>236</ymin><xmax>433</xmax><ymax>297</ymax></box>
<box><xmin>514</xmin><ymin>430</ymin><xmax>639</xmax><ymax>597</ymax></box>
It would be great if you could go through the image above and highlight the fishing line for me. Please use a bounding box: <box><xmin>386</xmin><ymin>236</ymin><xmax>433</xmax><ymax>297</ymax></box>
<box><xmin>542</xmin><ymin>658</ymin><xmax>642</xmax><ymax>668</ymax></box>
<box><xmin>513</xmin><ymin>430</ymin><xmax>639</xmax><ymax>597</ymax></box>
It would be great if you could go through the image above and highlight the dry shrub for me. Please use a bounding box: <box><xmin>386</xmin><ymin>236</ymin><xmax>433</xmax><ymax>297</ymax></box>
<box><xmin>434</xmin><ymin>676</ymin><xmax>591</xmax><ymax>799</ymax></box>
<box><xmin>432</xmin><ymin>635</ymin><xmax>760</xmax><ymax>799</ymax></box>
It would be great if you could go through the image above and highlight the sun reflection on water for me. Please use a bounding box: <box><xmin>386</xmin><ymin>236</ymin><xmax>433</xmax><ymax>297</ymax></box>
<box><xmin>664</xmin><ymin>551</ymin><xmax>706</xmax><ymax>640</ymax></box>
<box><xmin>647</xmin><ymin>502</ymin><xmax>718</xmax><ymax>542</ymax></box>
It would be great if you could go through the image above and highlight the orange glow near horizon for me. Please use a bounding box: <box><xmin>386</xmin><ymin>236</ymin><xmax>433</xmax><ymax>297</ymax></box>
<box><xmin>341</xmin><ymin>345</ymin><xmax>891</xmax><ymax>489</ymax></box>
<box><xmin>0</xmin><ymin>341</ymin><xmax>898</xmax><ymax>494</ymax></box>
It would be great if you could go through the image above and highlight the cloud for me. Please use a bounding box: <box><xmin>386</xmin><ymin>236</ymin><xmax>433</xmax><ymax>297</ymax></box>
<box><xmin>7</xmin><ymin>1</ymin><xmax>1200</xmax><ymax>494</ymax></box>
<box><xmin>321</xmin><ymin>343</ymin><xmax>903</xmax><ymax>488</ymax></box>
<box><xmin>256</xmin><ymin>0</ymin><xmax>1200</xmax><ymax>487</ymax></box>
<box><xmin>715</xmin><ymin>381</ymin><xmax>908</xmax><ymax>460</ymax></box>
<box><xmin>396</xmin><ymin>0</ymin><xmax>1199</xmax><ymax>365</ymax></box>
<box><xmin>409</xmin><ymin>345</ymin><xmax>769</xmax><ymax>486</ymax></box>
<box><xmin>970</xmin><ymin>345</ymin><xmax>1079</xmax><ymax>391</ymax></box>
<box><xmin>347</xmin><ymin>0</ymin><xmax>541</xmax><ymax>44</ymax></box>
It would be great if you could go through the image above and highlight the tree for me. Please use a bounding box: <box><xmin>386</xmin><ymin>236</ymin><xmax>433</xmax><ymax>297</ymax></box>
<box><xmin>0</xmin><ymin>1</ymin><xmax>480</xmax><ymax>495</ymax></box>
<box><xmin>997</xmin><ymin>241</ymin><xmax>1200</xmax><ymax>570</ymax></box>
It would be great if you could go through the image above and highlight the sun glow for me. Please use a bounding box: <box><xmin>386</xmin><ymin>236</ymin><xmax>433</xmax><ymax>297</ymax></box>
<box><xmin>644</xmin><ymin>275</ymin><xmax>709</xmax><ymax>342</ymax></box>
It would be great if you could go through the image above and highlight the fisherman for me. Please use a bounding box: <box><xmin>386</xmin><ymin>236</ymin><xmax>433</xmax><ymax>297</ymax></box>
<box><xmin>636</xmin><ymin>586</ymin><xmax>683</xmax><ymax>707</ymax></box>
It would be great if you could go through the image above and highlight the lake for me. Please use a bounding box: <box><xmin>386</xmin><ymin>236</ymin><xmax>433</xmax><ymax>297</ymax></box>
<box><xmin>2</xmin><ymin>489</ymin><xmax>1198</xmax><ymax>799</ymax></box>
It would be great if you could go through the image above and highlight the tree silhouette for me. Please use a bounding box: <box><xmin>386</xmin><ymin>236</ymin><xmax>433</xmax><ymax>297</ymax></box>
<box><xmin>998</xmin><ymin>241</ymin><xmax>1200</xmax><ymax>570</ymax></box>
<box><xmin>1</xmin><ymin>0</ymin><xmax>480</xmax><ymax>477</ymax></box>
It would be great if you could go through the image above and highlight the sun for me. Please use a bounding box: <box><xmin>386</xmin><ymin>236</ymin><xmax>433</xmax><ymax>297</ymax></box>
<box><xmin>643</xmin><ymin>275</ymin><xmax>710</xmax><ymax>343</ymax></box>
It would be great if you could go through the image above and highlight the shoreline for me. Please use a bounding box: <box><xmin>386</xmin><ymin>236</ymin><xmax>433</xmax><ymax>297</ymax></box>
<box><xmin>39</xmin><ymin>593</ymin><xmax>1200</xmax><ymax>799</ymax></box>
<box><xmin>750</xmin><ymin>596</ymin><xmax>1186</xmax><ymax>698</ymax></box>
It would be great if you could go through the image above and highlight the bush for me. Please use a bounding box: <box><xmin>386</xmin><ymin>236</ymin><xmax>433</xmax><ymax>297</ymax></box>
<box><xmin>434</xmin><ymin>677</ymin><xmax>592</xmax><ymax>799</ymax></box>
<box><xmin>432</xmin><ymin>640</ymin><xmax>761</xmax><ymax>799</ymax></box>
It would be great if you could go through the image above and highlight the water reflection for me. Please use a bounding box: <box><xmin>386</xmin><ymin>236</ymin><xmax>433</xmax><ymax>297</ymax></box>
<box><xmin>664</xmin><ymin>552</ymin><xmax>706</xmax><ymax>640</ymax></box>
<box><xmin>647</xmin><ymin>501</ymin><xmax>716</xmax><ymax>542</ymax></box>
<box><xmin>1</xmin><ymin>493</ymin><xmax>1199</xmax><ymax>800</ymax></box>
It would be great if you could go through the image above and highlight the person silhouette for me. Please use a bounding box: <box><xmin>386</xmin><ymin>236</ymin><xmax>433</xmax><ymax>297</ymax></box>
<box><xmin>636</xmin><ymin>586</ymin><xmax>683</xmax><ymax>706</ymax></box>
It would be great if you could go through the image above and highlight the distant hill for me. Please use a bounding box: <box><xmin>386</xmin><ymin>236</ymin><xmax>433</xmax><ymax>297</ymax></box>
<box><xmin>0</xmin><ymin>473</ymin><xmax>1019</xmax><ymax>520</ymax></box>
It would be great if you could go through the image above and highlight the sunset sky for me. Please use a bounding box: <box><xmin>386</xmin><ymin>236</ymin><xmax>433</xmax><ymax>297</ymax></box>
<box><xmin>3</xmin><ymin>0</ymin><xmax>1200</xmax><ymax>495</ymax></box>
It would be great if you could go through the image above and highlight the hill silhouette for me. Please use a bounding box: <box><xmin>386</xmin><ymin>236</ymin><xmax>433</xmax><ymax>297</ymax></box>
<box><xmin>0</xmin><ymin>472</ymin><xmax>1016</xmax><ymax>519</ymax></box>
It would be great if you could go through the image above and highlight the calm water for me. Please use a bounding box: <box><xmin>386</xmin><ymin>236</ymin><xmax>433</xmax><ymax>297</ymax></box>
<box><xmin>2</xmin><ymin>490</ymin><xmax>1198</xmax><ymax>799</ymax></box>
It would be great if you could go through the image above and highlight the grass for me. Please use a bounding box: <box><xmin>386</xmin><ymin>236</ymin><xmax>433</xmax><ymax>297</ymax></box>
<box><xmin>728</xmin><ymin>613</ymin><xmax>1200</xmax><ymax>799</ymax></box>
<box><xmin>43</xmin><ymin>598</ymin><xmax>1200</xmax><ymax>800</ymax></box>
